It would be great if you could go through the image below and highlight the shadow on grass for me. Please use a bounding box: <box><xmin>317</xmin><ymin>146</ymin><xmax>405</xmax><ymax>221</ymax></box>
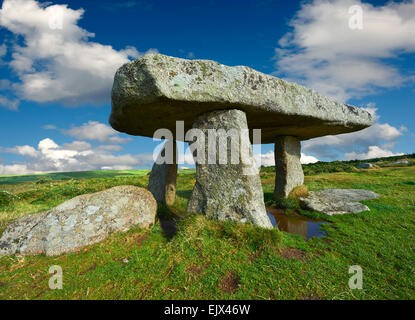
<box><xmin>176</xmin><ymin>190</ymin><xmax>192</xmax><ymax>199</ymax></box>
<box><xmin>157</xmin><ymin>202</ymin><xmax>183</xmax><ymax>240</ymax></box>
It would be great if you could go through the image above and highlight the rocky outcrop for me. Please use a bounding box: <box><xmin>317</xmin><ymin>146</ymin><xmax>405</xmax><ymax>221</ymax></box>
<box><xmin>148</xmin><ymin>141</ymin><xmax>178</xmax><ymax>206</ymax></box>
<box><xmin>274</xmin><ymin>136</ymin><xmax>304</xmax><ymax>198</ymax></box>
<box><xmin>0</xmin><ymin>186</ymin><xmax>157</xmax><ymax>256</ymax></box>
<box><xmin>187</xmin><ymin>109</ymin><xmax>272</xmax><ymax>229</ymax></box>
<box><xmin>300</xmin><ymin>189</ymin><xmax>380</xmax><ymax>215</ymax></box>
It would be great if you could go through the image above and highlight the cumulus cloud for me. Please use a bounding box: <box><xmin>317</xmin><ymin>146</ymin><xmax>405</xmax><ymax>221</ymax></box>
<box><xmin>0</xmin><ymin>137</ymin><xmax>153</xmax><ymax>175</ymax></box>
<box><xmin>254</xmin><ymin>150</ymin><xmax>320</xmax><ymax>167</ymax></box>
<box><xmin>0</xmin><ymin>0</ymin><xmax>156</xmax><ymax>107</ymax></box>
<box><xmin>63</xmin><ymin>121</ymin><xmax>130</xmax><ymax>144</ymax></box>
<box><xmin>345</xmin><ymin>145</ymin><xmax>404</xmax><ymax>160</ymax></box>
<box><xmin>0</xmin><ymin>94</ymin><xmax>19</xmax><ymax>110</ymax></box>
<box><xmin>302</xmin><ymin>106</ymin><xmax>404</xmax><ymax>160</ymax></box>
<box><xmin>274</xmin><ymin>0</ymin><xmax>415</xmax><ymax>101</ymax></box>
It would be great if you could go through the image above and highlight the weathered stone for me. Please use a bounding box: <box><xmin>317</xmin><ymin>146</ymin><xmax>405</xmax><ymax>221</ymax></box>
<box><xmin>300</xmin><ymin>189</ymin><xmax>380</xmax><ymax>215</ymax></box>
<box><xmin>390</xmin><ymin>160</ymin><xmax>409</xmax><ymax>165</ymax></box>
<box><xmin>358</xmin><ymin>163</ymin><xmax>374</xmax><ymax>169</ymax></box>
<box><xmin>0</xmin><ymin>186</ymin><xmax>156</xmax><ymax>256</ymax></box>
<box><xmin>148</xmin><ymin>141</ymin><xmax>178</xmax><ymax>206</ymax></box>
<box><xmin>110</xmin><ymin>54</ymin><xmax>373</xmax><ymax>143</ymax></box>
<box><xmin>187</xmin><ymin>109</ymin><xmax>272</xmax><ymax>229</ymax></box>
<box><xmin>274</xmin><ymin>136</ymin><xmax>304</xmax><ymax>198</ymax></box>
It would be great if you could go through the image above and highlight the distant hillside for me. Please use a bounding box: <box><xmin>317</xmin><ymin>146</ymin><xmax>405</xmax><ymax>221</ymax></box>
<box><xmin>261</xmin><ymin>153</ymin><xmax>415</xmax><ymax>175</ymax></box>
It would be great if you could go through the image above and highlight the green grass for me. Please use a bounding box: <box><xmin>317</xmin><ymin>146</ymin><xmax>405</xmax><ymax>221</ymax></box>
<box><xmin>0</xmin><ymin>166</ymin><xmax>414</xmax><ymax>299</ymax></box>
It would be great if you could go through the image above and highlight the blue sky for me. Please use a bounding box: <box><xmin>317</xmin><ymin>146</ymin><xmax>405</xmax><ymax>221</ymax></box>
<box><xmin>0</xmin><ymin>0</ymin><xmax>414</xmax><ymax>174</ymax></box>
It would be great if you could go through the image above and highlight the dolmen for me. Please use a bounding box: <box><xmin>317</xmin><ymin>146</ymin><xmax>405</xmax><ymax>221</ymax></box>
<box><xmin>110</xmin><ymin>54</ymin><xmax>373</xmax><ymax>229</ymax></box>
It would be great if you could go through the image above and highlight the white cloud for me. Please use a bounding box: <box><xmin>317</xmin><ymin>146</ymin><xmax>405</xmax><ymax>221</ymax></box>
<box><xmin>275</xmin><ymin>0</ymin><xmax>415</xmax><ymax>101</ymax></box>
<box><xmin>0</xmin><ymin>164</ymin><xmax>31</xmax><ymax>175</ymax></box>
<box><xmin>302</xmin><ymin>106</ymin><xmax>404</xmax><ymax>160</ymax></box>
<box><xmin>254</xmin><ymin>150</ymin><xmax>320</xmax><ymax>167</ymax></box>
<box><xmin>0</xmin><ymin>137</ymin><xmax>153</xmax><ymax>175</ymax></box>
<box><xmin>2</xmin><ymin>144</ymin><xmax>38</xmax><ymax>157</ymax></box>
<box><xmin>0</xmin><ymin>0</ymin><xmax>156</xmax><ymax>106</ymax></box>
<box><xmin>42</xmin><ymin>124</ymin><xmax>57</xmax><ymax>130</ymax></box>
<box><xmin>97</xmin><ymin>145</ymin><xmax>123</xmax><ymax>151</ymax></box>
<box><xmin>255</xmin><ymin>150</ymin><xmax>275</xmax><ymax>167</ymax></box>
<box><xmin>0</xmin><ymin>94</ymin><xmax>19</xmax><ymax>110</ymax></box>
<box><xmin>300</xmin><ymin>153</ymin><xmax>319</xmax><ymax>164</ymax></box>
<box><xmin>61</xmin><ymin>140</ymin><xmax>91</xmax><ymax>151</ymax></box>
<box><xmin>345</xmin><ymin>145</ymin><xmax>404</xmax><ymax>160</ymax></box>
<box><xmin>63</xmin><ymin>121</ymin><xmax>130</xmax><ymax>144</ymax></box>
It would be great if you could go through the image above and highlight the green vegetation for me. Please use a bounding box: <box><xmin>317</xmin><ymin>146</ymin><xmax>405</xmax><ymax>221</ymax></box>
<box><xmin>261</xmin><ymin>153</ymin><xmax>415</xmax><ymax>176</ymax></box>
<box><xmin>0</xmin><ymin>163</ymin><xmax>414</xmax><ymax>299</ymax></box>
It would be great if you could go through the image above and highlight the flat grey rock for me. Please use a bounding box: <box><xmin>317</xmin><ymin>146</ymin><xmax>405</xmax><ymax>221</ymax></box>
<box><xmin>0</xmin><ymin>186</ymin><xmax>157</xmax><ymax>256</ymax></box>
<box><xmin>110</xmin><ymin>54</ymin><xmax>373</xmax><ymax>143</ymax></box>
<box><xmin>300</xmin><ymin>189</ymin><xmax>380</xmax><ymax>215</ymax></box>
<box><xmin>390</xmin><ymin>160</ymin><xmax>409</xmax><ymax>165</ymax></box>
<box><xmin>358</xmin><ymin>163</ymin><xmax>374</xmax><ymax>169</ymax></box>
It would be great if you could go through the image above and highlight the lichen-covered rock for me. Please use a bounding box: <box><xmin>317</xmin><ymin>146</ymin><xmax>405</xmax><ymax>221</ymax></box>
<box><xmin>110</xmin><ymin>54</ymin><xmax>373</xmax><ymax>143</ymax></box>
<box><xmin>148</xmin><ymin>141</ymin><xmax>178</xmax><ymax>206</ymax></box>
<box><xmin>274</xmin><ymin>136</ymin><xmax>304</xmax><ymax>198</ymax></box>
<box><xmin>0</xmin><ymin>186</ymin><xmax>156</xmax><ymax>256</ymax></box>
<box><xmin>300</xmin><ymin>189</ymin><xmax>380</xmax><ymax>215</ymax></box>
<box><xmin>187</xmin><ymin>109</ymin><xmax>272</xmax><ymax>229</ymax></box>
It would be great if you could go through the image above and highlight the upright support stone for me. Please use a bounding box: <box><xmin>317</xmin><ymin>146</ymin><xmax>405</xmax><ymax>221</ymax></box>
<box><xmin>187</xmin><ymin>109</ymin><xmax>272</xmax><ymax>229</ymax></box>
<box><xmin>148</xmin><ymin>141</ymin><xmax>177</xmax><ymax>206</ymax></box>
<box><xmin>274</xmin><ymin>136</ymin><xmax>304</xmax><ymax>198</ymax></box>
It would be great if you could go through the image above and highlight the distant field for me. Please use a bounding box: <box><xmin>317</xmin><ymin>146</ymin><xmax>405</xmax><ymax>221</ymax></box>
<box><xmin>0</xmin><ymin>170</ymin><xmax>150</xmax><ymax>185</ymax></box>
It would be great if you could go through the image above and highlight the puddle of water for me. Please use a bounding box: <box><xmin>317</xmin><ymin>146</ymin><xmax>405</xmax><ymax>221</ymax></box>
<box><xmin>159</xmin><ymin>209</ymin><xmax>327</xmax><ymax>240</ymax></box>
<box><xmin>267</xmin><ymin>207</ymin><xmax>327</xmax><ymax>240</ymax></box>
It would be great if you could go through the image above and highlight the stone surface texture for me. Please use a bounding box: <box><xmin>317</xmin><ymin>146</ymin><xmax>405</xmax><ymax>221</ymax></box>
<box><xmin>148</xmin><ymin>141</ymin><xmax>178</xmax><ymax>206</ymax></box>
<box><xmin>274</xmin><ymin>136</ymin><xmax>304</xmax><ymax>198</ymax></box>
<box><xmin>0</xmin><ymin>186</ymin><xmax>156</xmax><ymax>256</ymax></box>
<box><xmin>300</xmin><ymin>189</ymin><xmax>380</xmax><ymax>215</ymax></box>
<box><xmin>110</xmin><ymin>54</ymin><xmax>373</xmax><ymax>143</ymax></box>
<box><xmin>358</xmin><ymin>163</ymin><xmax>375</xmax><ymax>169</ymax></box>
<box><xmin>187</xmin><ymin>109</ymin><xmax>272</xmax><ymax>229</ymax></box>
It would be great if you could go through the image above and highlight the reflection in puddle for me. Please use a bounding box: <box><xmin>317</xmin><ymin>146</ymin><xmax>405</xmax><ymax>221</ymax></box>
<box><xmin>267</xmin><ymin>207</ymin><xmax>327</xmax><ymax>240</ymax></box>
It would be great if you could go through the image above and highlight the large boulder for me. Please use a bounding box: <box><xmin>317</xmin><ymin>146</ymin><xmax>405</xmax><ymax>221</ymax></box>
<box><xmin>0</xmin><ymin>186</ymin><xmax>156</xmax><ymax>256</ymax></box>
<box><xmin>300</xmin><ymin>189</ymin><xmax>380</xmax><ymax>215</ymax></box>
<box><xmin>187</xmin><ymin>109</ymin><xmax>273</xmax><ymax>229</ymax></box>
<box><xmin>110</xmin><ymin>54</ymin><xmax>373</xmax><ymax>143</ymax></box>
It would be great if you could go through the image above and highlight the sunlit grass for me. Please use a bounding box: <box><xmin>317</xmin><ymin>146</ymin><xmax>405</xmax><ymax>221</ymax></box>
<box><xmin>0</xmin><ymin>166</ymin><xmax>414</xmax><ymax>299</ymax></box>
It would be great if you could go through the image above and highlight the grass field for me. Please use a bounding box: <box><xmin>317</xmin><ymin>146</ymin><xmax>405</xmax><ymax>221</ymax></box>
<box><xmin>0</xmin><ymin>164</ymin><xmax>414</xmax><ymax>300</ymax></box>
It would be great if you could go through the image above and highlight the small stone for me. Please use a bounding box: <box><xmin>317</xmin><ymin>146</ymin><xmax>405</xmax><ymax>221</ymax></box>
<box><xmin>300</xmin><ymin>189</ymin><xmax>380</xmax><ymax>215</ymax></box>
<box><xmin>390</xmin><ymin>160</ymin><xmax>409</xmax><ymax>165</ymax></box>
<box><xmin>274</xmin><ymin>136</ymin><xmax>304</xmax><ymax>198</ymax></box>
<box><xmin>358</xmin><ymin>163</ymin><xmax>374</xmax><ymax>169</ymax></box>
<box><xmin>0</xmin><ymin>186</ymin><xmax>157</xmax><ymax>256</ymax></box>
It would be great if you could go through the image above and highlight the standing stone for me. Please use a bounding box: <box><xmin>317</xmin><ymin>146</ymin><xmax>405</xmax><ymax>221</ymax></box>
<box><xmin>148</xmin><ymin>141</ymin><xmax>178</xmax><ymax>206</ymax></box>
<box><xmin>187</xmin><ymin>109</ymin><xmax>272</xmax><ymax>229</ymax></box>
<box><xmin>274</xmin><ymin>136</ymin><xmax>304</xmax><ymax>198</ymax></box>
